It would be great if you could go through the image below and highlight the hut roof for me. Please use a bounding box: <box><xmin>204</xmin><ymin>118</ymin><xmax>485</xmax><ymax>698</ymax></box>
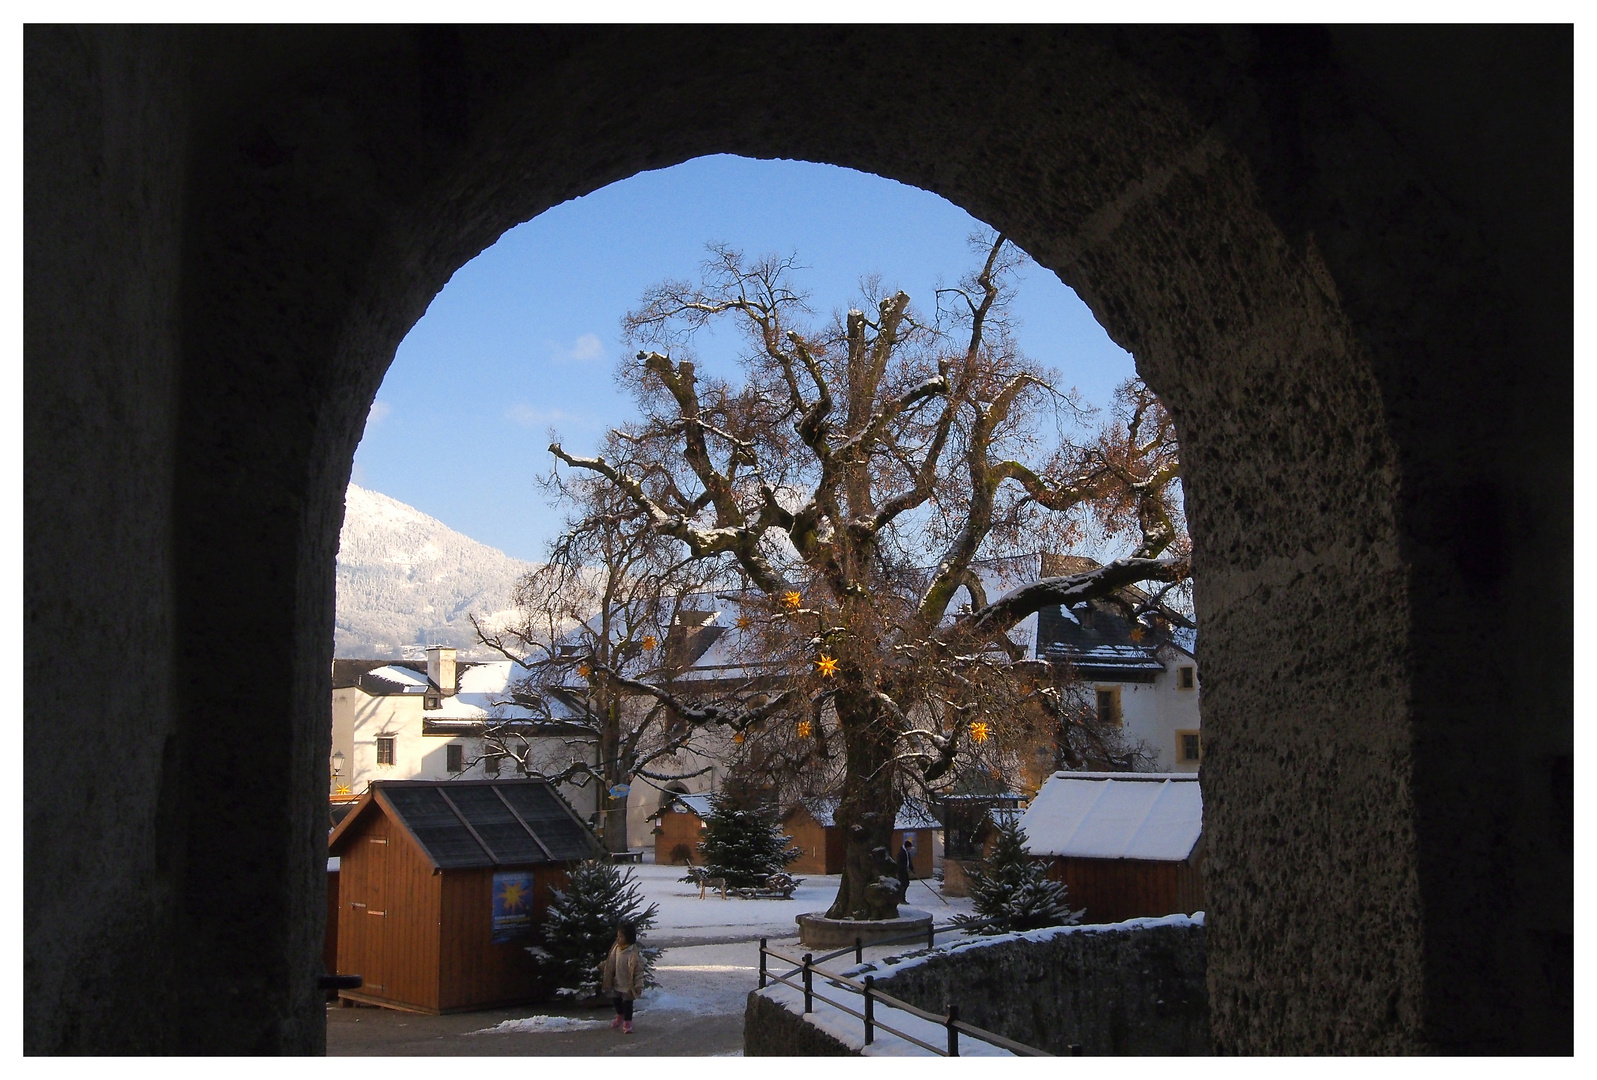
<box><xmin>788</xmin><ymin>797</ymin><xmax>941</xmax><ymax>831</ymax></box>
<box><xmin>329</xmin><ymin>778</ymin><xmax>597</xmax><ymax>869</ymax></box>
<box><xmin>664</xmin><ymin>792</ymin><xmax>714</xmax><ymax>818</ymax></box>
<box><xmin>1019</xmin><ymin>772</ymin><xmax>1202</xmax><ymax>861</ymax></box>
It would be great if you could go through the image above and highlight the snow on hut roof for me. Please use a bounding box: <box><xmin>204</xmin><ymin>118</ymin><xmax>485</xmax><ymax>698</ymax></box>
<box><xmin>667</xmin><ymin>793</ymin><xmax>714</xmax><ymax>818</ymax></box>
<box><xmin>792</xmin><ymin>797</ymin><xmax>941</xmax><ymax>831</ymax></box>
<box><xmin>1019</xmin><ymin>772</ymin><xmax>1201</xmax><ymax>862</ymax></box>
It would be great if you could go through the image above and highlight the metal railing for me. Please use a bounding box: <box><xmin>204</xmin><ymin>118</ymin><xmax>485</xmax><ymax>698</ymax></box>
<box><xmin>757</xmin><ymin>932</ymin><xmax>1058</xmax><ymax>1057</ymax></box>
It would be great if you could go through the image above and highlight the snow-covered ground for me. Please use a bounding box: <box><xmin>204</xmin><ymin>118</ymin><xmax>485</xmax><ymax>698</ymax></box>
<box><xmin>623</xmin><ymin>857</ymin><xmax>978</xmax><ymax>946</ymax></box>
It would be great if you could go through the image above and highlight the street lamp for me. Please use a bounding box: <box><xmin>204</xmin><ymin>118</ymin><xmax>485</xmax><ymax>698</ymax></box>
<box><xmin>331</xmin><ymin>751</ymin><xmax>345</xmax><ymax>791</ymax></box>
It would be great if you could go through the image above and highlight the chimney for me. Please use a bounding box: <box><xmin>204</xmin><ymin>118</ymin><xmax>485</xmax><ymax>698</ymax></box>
<box><xmin>426</xmin><ymin>645</ymin><xmax>457</xmax><ymax>695</ymax></box>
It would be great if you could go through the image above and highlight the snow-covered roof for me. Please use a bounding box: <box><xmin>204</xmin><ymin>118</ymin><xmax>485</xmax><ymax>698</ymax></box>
<box><xmin>666</xmin><ymin>793</ymin><xmax>714</xmax><ymax>818</ymax></box>
<box><xmin>1019</xmin><ymin>773</ymin><xmax>1201</xmax><ymax>862</ymax></box>
<box><xmin>790</xmin><ymin>797</ymin><xmax>941</xmax><ymax>832</ymax></box>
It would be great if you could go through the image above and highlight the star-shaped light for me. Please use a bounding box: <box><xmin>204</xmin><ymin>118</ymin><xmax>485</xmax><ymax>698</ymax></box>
<box><xmin>334</xmin><ymin>783</ymin><xmax>351</xmax><ymax>796</ymax></box>
<box><xmin>641</xmin><ymin>635</ymin><xmax>657</xmax><ymax>651</ymax></box>
<box><xmin>732</xmin><ymin>731</ymin><xmax>745</xmax><ymax>744</ymax></box>
<box><xmin>736</xmin><ymin>614</ymin><xmax>754</xmax><ymax>630</ymax></box>
<box><xmin>815</xmin><ymin>654</ymin><xmax>838</xmax><ymax>678</ymax></box>
<box><xmin>782</xmin><ymin>590</ymin><xmax>803</xmax><ymax>611</ymax></box>
<box><xmin>577</xmin><ymin>663</ymin><xmax>591</xmax><ymax>678</ymax></box>
<box><xmin>797</xmin><ymin>720</ymin><xmax>813</xmax><ymax>739</ymax></box>
<box><xmin>1129</xmin><ymin>627</ymin><xmax>1145</xmax><ymax>643</ymax></box>
<box><xmin>969</xmin><ymin>721</ymin><xmax>990</xmax><ymax>744</ymax></box>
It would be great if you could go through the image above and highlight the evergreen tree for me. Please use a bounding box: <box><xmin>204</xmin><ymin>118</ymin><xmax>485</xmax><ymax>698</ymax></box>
<box><xmin>954</xmin><ymin>812</ymin><xmax>1084</xmax><ymax>933</ymax></box>
<box><xmin>532</xmin><ymin>858</ymin><xmax>660</xmax><ymax>999</ymax></box>
<box><xmin>688</xmin><ymin>790</ymin><xmax>801</xmax><ymax>889</ymax></box>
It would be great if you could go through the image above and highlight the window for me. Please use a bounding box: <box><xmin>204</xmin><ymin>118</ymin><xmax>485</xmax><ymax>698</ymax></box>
<box><xmin>446</xmin><ymin>744</ymin><xmax>463</xmax><ymax>773</ymax></box>
<box><xmin>1177</xmin><ymin>730</ymin><xmax>1202</xmax><ymax>763</ymax></box>
<box><xmin>1095</xmin><ymin>687</ymin><xmax>1122</xmax><ymax>726</ymax></box>
<box><xmin>424</xmin><ymin>694</ymin><xmax>441</xmax><ymax>710</ymax></box>
<box><xmin>1178</xmin><ymin>665</ymin><xmax>1196</xmax><ymax>690</ymax></box>
<box><xmin>375</xmin><ymin>736</ymin><xmax>395</xmax><ymax>766</ymax></box>
<box><xmin>484</xmin><ymin>753</ymin><xmax>501</xmax><ymax>776</ymax></box>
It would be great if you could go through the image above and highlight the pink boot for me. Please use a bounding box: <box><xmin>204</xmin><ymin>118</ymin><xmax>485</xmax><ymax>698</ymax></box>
<box><xmin>610</xmin><ymin>1015</ymin><xmax>622</xmax><ymax>1030</ymax></box>
<box><xmin>623</xmin><ymin>1020</ymin><xmax>634</xmax><ymax>1035</ymax></box>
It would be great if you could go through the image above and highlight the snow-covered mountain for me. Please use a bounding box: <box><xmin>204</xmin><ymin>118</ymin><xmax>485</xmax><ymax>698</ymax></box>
<box><xmin>334</xmin><ymin>484</ymin><xmax>536</xmax><ymax>660</ymax></box>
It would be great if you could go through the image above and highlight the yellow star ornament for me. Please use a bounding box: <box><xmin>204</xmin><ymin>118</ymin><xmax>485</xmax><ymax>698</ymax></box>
<box><xmin>815</xmin><ymin>655</ymin><xmax>838</xmax><ymax>678</ymax></box>
<box><xmin>641</xmin><ymin>635</ymin><xmax>657</xmax><ymax>651</ymax></box>
<box><xmin>969</xmin><ymin>721</ymin><xmax>990</xmax><ymax>744</ymax></box>
<box><xmin>797</xmin><ymin>720</ymin><xmax>813</xmax><ymax>738</ymax></box>
<box><xmin>732</xmin><ymin>731</ymin><xmax>745</xmax><ymax>744</ymax></box>
<box><xmin>577</xmin><ymin>663</ymin><xmax>591</xmax><ymax>679</ymax></box>
<box><xmin>782</xmin><ymin>590</ymin><xmax>803</xmax><ymax>611</ymax></box>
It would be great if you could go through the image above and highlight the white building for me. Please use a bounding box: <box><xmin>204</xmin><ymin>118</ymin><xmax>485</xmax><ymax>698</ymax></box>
<box><xmin>330</xmin><ymin>646</ymin><xmax>599</xmax><ymax>818</ymax></box>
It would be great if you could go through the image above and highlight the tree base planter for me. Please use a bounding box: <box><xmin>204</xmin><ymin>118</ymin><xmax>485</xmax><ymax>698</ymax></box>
<box><xmin>796</xmin><ymin>908</ymin><xmax>932</xmax><ymax>949</ymax></box>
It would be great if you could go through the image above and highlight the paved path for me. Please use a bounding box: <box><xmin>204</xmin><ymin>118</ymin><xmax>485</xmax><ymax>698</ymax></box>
<box><xmin>326</xmin><ymin>937</ymin><xmax>770</xmax><ymax>1056</ymax></box>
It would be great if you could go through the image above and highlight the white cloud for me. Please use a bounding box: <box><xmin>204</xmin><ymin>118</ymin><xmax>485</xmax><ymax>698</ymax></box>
<box><xmin>551</xmin><ymin>332</ymin><xmax>605</xmax><ymax>364</ymax></box>
<box><xmin>366</xmin><ymin>400</ymin><xmax>392</xmax><ymax>425</ymax></box>
<box><xmin>505</xmin><ymin>403</ymin><xmax>586</xmax><ymax>428</ymax></box>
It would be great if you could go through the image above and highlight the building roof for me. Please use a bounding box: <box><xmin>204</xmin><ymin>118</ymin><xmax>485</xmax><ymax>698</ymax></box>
<box><xmin>1019</xmin><ymin>772</ymin><xmax>1202</xmax><ymax>862</ymax></box>
<box><xmin>329</xmin><ymin>778</ymin><xmax>597</xmax><ymax>869</ymax></box>
<box><xmin>787</xmin><ymin>796</ymin><xmax>942</xmax><ymax>832</ymax></box>
<box><xmin>664</xmin><ymin>792</ymin><xmax>714</xmax><ymax>818</ymax></box>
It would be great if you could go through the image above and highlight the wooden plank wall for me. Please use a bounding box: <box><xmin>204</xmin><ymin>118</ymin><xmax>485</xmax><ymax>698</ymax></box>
<box><xmin>784</xmin><ymin>810</ymin><xmax>832</xmax><ymax>874</ymax></box>
<box><xmin>1043</xmin><ymin>856</ymin><xmax>1205</xmax><ymax>925</ymax></box>
<box><xmin>334</xmin><ymin>807</ymin><xmax>443</xmax><ymax>1013</ymax></box>
<box><xmin>437</xmin><ymin>865</ymin><xmax>571</xmax><ymax>1013</ymax></box>
<box><xmin>653</xmin><ymin>808</ymin><xmax>703</xmax><ymax>865</ymax></box>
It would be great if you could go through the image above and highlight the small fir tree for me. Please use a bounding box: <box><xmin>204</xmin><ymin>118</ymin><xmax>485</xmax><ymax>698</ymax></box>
<box><xmin>954</xmin><ymin>812</ymin><xmax>1084</xmax><ymax>933</ymax></box>
<box><xmin>532</xmin><ymin>858</ymin><xmax>660</xmax><ymax>999</ymax></box>
<box><xmin>687</xmin><ymin>790</ymin><xmax>801</xmax><ymax>889</ymax></box>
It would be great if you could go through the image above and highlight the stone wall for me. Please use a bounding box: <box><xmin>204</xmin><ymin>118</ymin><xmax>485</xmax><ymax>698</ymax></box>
<box><xmin>744</xmin><ymin>992</ymin><xmax>859</xmax><ymax>1057</ymax></box>
<box><xmin>864</xmin><ymin>917</ymin><xmax>1209</xmax><ymax>1056</ymax></box>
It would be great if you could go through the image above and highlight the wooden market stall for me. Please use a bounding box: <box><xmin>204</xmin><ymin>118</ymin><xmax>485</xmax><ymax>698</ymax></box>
<box><xmin>1019</xmin><ymin>771</ymin><xmax>1205</xmax><ymax>924</ymax></box>
<box><xmin>781</xmin><ymin>798</ymin><xmax>940</xmax><ymax>877</ymax></box>
<box><xmin>652</xmin><ymin>792</ymin><xmax>711</xmax><ymax>865</ymax></box>
<box><xmin>328</xmin><ymin>777</ymin><xmax>597</xmax><ymax>1014</ymax></box>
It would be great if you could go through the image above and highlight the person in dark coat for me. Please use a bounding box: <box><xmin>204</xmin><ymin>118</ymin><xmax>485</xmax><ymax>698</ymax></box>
<box><xmin>896</xmin><ymin>836</ymin><xmax>914</xmax><ymax>899</ymax></box>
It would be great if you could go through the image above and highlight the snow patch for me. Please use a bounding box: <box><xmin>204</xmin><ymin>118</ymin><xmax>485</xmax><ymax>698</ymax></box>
<box><xmin>465</xmin><ymin>1014</ymin><xmax>610</xmax><ymax>1034</ymax></box>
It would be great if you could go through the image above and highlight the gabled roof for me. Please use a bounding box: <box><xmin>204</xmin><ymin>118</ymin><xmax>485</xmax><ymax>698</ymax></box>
<box><xmin>1019</xmin><ymin>772</ymin><xmax>1202</xmax><ymax>862</ymax></box>
<box><xmin>786</xmin><ymin>797</ymin><xmax>942</xmax><ymax>832</ymax></box>
<box><xmin>329</xmin><ymin>778</ymin><xmax>597</xmax><ymax>869</ymax></box>
<box><xmin>664</xmin><ymin>792</ymin><xmax>714</xmax><ymax>818</ymax></box>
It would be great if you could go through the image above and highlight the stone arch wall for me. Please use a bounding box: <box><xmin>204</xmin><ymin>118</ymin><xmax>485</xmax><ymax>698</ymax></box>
<box><xmin>25</xmin><ymin>26</ymin><xmax>1569</xmax><ymax>1054</ymax></box>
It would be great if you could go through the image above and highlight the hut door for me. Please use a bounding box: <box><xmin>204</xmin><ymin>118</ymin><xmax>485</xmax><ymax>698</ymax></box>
<box><xmin>352</xmin><ymin>834</ymin><xmax>390</xmax><ymax>995</ymax></box>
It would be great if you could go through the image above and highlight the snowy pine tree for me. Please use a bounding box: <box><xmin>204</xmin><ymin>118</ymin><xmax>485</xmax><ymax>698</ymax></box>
<box><xmin>532</xmin><ymin>858</ymin><xmax>659</xmax><ymax>999</ymax></box>
<box><xmin>955</xmin><ymin>812</ymin><xmax>1084</xmax><ymax>933</ymax></box>
<box><xmin>689</xmin><ymin>791</ymin><xmax>801</xmax><ymax>888</ymax></box>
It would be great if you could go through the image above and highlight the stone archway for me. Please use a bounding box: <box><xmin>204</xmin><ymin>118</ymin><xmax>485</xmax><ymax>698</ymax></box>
<box><xmin>25</xmin><ymin>26</ymin><xmax>1569</xmax><ymax>1054</ymax></box>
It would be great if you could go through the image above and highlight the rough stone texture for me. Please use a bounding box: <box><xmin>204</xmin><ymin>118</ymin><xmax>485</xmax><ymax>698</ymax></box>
<box><xmin>743</xmin><ymin>992</ymin><xmax>859</xmax><ymax>1057</ymax></box>
<box><xmin>25</xmin><ymin>26</ymin><xmax>1569</xmax><ymax>1053</ymax></box>
<box><xmin>865</xmin><ymin>921</ymin><xmax>1210</xmax><ymax>1056</ymax></box>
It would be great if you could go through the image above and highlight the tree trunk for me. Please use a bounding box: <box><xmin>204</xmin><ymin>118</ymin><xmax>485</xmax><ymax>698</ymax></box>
<box><xmin>824</xmin><ymin>686</ymin><xmax>902</xmax><ymax>920</ymax></box>
<box><xmin>597</xmin><ymin>689</ymin><xmax>629</xmax><ymax>853</ymax></box>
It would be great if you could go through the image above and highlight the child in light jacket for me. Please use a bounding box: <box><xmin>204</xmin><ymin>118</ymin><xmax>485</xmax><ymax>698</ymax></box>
<box><xmin>601</xmin><ymin>920</ymin><xmax>644</xmax><ymax>1034</ymax></box>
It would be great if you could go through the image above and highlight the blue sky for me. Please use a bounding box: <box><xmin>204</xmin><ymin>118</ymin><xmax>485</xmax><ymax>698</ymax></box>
<box><xmin>351</xmin><ymin>154</ymin><xmax>1139</xmax><ymax>563</ymax></box>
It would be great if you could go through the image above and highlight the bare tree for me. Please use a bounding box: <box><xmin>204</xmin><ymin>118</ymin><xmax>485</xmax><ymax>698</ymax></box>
<box><xmin>550</xmin><ymin>235</ymin><xmax>1188</xmax><ymax>916</ymax></box>
<box><xmin>473</xmin><ymin>470</ymin><xmax>796</xmax><ymax>851</ymax></box>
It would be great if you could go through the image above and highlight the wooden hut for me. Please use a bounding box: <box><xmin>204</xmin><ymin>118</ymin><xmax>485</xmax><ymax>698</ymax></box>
<box><xmin>652</xmin><ymin>792</ymin><xmax>711</xmax><ymax>865</ymax></box>
<box><xmin>781</xmin><ymin>798</ymin><xmax>940</xmax><ymax>877</ymax></box>
<box><xmin>328</xmin><ymin>777</ymin><xmax>597</xmax><ymax>1014</ymax></box>
<box><xmin>1019</xmin><ymin>772</ymin><xmax>1204</xmax><ymax>925</ymax></box>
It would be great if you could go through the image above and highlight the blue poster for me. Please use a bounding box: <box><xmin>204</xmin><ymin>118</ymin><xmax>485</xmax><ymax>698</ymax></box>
<box><xmin>492</xmin><ymin>871</ymin><xmax>535</xmax><ymax>943</ymax></box>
